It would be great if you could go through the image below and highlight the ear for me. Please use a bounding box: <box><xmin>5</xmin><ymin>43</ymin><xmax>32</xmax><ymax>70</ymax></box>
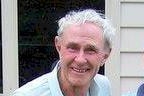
<box><xmin>55</xmin><ymin>36</ymin><xmax>61</xmax><ymax>53</ymax></box>
<box><xmin>100</xmin><ymin>49</ymin><xmax>111</xmax><ymax>66</ymax></box>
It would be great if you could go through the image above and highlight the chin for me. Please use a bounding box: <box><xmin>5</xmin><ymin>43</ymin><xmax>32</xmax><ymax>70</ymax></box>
<box><xmin>69</xmin><ymin>78</ymin><xmax>89</xmax><ymax>87</ymax></box>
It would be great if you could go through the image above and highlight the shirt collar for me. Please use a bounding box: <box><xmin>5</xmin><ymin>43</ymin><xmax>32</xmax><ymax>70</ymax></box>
<box><xmin>49</xmin><ymin>61</ymin><xmax>99</xmax><ymax>96</ymax></box>
<box><xmin>47</xmin><ymin>61</ymin><xmax>63</xmax><ymax>96</ymax></box>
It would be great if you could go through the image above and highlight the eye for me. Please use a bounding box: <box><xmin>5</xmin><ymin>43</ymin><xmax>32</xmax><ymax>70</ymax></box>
<box><xmin>66</xmin><ymin>44</ymin><xmax>79</xmax><ymax>53</ymax></box>
<box><xmin>85</xmin><ymin>48</ymin><xmax>99</xmax><ymax>54</ymax></box>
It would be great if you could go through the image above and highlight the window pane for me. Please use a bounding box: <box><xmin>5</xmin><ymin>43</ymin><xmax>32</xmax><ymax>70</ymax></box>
<box><xmin>19</xmin><ymin>45</ymin><xmax>58</xmax><ymax>86</ymax></box>
<box><xmin>18</xmin><ymin>0</ymin><xmax>105</xmax><ymax>86</ymax></box>
<box><xmin>0</xmin><ymin>0</ymin><xmax>2</xmax><ymax>93</ymax></box>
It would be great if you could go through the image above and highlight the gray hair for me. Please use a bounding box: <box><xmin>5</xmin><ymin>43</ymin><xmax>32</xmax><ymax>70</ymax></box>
<box><xmin>57</xmin><ymin>9</ymin><xmax>115</xmax><ymax>50</ymax></box>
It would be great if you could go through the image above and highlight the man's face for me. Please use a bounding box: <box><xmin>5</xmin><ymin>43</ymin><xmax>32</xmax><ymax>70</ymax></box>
<box><xmin>55</xmin><ymin>23</ymin><xmax>109</xmax><ymax>87</ymax></box>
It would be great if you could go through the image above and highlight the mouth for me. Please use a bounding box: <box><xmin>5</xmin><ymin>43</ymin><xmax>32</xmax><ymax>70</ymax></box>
<box><xmin>71</xmin><ymin>67</ymin><xmax>90</xmax><ymax>73</ymax></box>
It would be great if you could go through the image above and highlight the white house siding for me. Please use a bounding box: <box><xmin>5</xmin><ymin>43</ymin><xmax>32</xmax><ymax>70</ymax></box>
<box><xmin>106</xmin><ymin>0</ymin><xmax>144</xmax><ymax>96</ymax></box>
<box><xmin>120</xmin><ymin>0</ymin><xmax>144</xmax><ymax>95</ymax></box>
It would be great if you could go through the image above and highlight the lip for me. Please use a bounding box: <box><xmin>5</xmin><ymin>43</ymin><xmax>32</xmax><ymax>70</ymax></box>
<box><xmin>71</xmin><ymin>67</ymin><xmax>90</xmax><ymax>73</ymax></box>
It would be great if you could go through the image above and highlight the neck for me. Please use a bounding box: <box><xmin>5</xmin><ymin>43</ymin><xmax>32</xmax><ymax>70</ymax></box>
<box><xmin>63</xmin><ymin>86</ymin><xmax>89</xmax><ymax>96</ymax></box>
<box><xmin>58</xmin><ymin>70</ymin><xmax>90</xmax><ymax>96</ymax></box>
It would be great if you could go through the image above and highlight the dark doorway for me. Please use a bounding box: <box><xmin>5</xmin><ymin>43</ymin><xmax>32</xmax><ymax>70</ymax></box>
<box><xmin>18</xmin><ymin>0</ymin><xmax>105</xmax><ymax>86</ymax></box>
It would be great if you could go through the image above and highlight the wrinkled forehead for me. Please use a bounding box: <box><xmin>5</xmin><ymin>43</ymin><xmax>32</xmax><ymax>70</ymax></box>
<box><xmin>60</xmin><ymin>23</ymin><xmax>105</xmax><ymax>49</ymax></box>
<box><xmin>61</xmin><ymin>23</ymin><xmax>103</xmax><ymax>38</ymax></box>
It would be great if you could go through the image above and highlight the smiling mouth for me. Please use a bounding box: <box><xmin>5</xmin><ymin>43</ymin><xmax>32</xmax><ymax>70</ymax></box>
<box><xmin>71</xmin><ymin>67</ymin><xmax>89</xmax><ymax>73</ymax></box>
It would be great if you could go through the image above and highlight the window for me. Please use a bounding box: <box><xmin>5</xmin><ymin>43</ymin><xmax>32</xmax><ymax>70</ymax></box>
<box><xmin>18</xmin><ymin>0</ymin><xmax>105</xmax><ymax>86</ymax></box>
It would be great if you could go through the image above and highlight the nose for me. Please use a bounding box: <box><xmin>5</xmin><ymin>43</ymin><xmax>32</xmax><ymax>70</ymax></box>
<box><xmin>74</xmin><ymin>50</ymin><xmax>87</xmax><ymax>64</ymax></box>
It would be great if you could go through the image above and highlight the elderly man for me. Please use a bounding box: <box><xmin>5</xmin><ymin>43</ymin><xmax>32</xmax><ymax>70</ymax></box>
<box><xmin>12</xmin><ymin>9</ymin><xmax>115</xmax><ymax>96</ymax></box>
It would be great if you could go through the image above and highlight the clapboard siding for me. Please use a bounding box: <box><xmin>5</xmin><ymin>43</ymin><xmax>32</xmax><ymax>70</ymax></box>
<box><xmin>121</xmin><ymin>28</ymin><xmax>144</xmax><ymax>52</ymax></box>
<box><xmin>120</xmin><ymin>0</ymin><xmax>144</xmax><ymax>95</ymax></box>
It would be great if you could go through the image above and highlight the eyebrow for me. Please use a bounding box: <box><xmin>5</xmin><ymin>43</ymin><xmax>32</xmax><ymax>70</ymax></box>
<box><xmin>66</xmin><ymin>42</ymin><xmax>79</xmax><ymax>47</ymax></box>
<box><xmin>85</xmin><ymin>44</ymin><xmax>99</xmax><ymax>50</ymax></box>
<box><xmin>67</xmin><ymin>42</ymin><xmax>100</xmax><ymax>49</ymax></box>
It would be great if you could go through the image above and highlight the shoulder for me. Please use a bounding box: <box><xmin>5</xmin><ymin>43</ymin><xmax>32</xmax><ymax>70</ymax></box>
<box><xmin>94</xmin><ymin>74</ymin><xmax>110</xmax><ymax>86</ymax></box>
<box><xmin>12</xmin><ymin>73</ymin><xmax>52</xmax><ymax>96</ymax></box>
<box><xmin>137</xmin><ymin>83</ymin><xmax>144</xmax><ymax>96</ymax></box>
<box><xmin>94</xmin><ymin>74</ymin><xmax>111</xmax><ymax>95</ymax></box>
<box><xmin>138</xmin><ymin>83</ymin><xmax>144</xmax><ymax>91</ymax></box>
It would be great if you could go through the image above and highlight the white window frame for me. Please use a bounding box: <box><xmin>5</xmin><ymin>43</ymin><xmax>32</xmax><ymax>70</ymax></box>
<box><xmin>105</xmin><ymin>0</ymin><xmax>121</xmax><ymax>95</ymax></box>
<box><xmin>1</xmin><ymin>0</ymin><xmax>18</xmax><ymax>95</ymax></box>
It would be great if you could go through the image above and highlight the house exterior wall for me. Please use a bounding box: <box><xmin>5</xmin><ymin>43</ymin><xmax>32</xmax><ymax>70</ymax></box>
<box><xmin>106</xmin><ymin>0</ymin><xmax>144</xmax><ymax>95</ymax></box>
<box><xmin>120</xmin><ymin>0</ymin><xmax>144</xmax><ymax>94</ymax></box>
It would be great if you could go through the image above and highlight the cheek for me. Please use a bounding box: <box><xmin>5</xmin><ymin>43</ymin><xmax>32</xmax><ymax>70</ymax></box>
<box><xmin>88</xmin><ymin>55</ymin><xmax>103</xmax><ymax>64</ymax></box>
<box><xmin>61</xmin><ymin>53</ymin><xmax>74</xmax><ymax>61</ymax></box>
<box><xmin>90</xmin><ymin>60</ymin><xmax>101</xmax><ymax>74</ymax></box>
<box><xmin>87</xmin><ymin>56</ymin><xmax>103</xmax><ymax>71</ymax></box>
<box><xmin>59</xmin><ymin>50</ymin><xmax>76</xmax><ymax>65</ymax></box>
<box><xmin>60</xmin><ymin>49</ymin><xmax>76</xmax><ymax>59</ymax></box>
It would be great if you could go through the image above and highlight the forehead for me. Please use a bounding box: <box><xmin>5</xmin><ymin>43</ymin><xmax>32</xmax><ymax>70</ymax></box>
<box><xmin>61</xmin><ymin>23</ymin><xmax>104</xmax><ymax>47</ymax></box>
<box><xmin>62</xmin><ymin>23</ymin><xmax>103</xmax><ymax>37</ymax></box>
<box><xmin>62</xmin><ymin>23</ymin><xmax>103</xmax><ymax>41</ymax></box>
